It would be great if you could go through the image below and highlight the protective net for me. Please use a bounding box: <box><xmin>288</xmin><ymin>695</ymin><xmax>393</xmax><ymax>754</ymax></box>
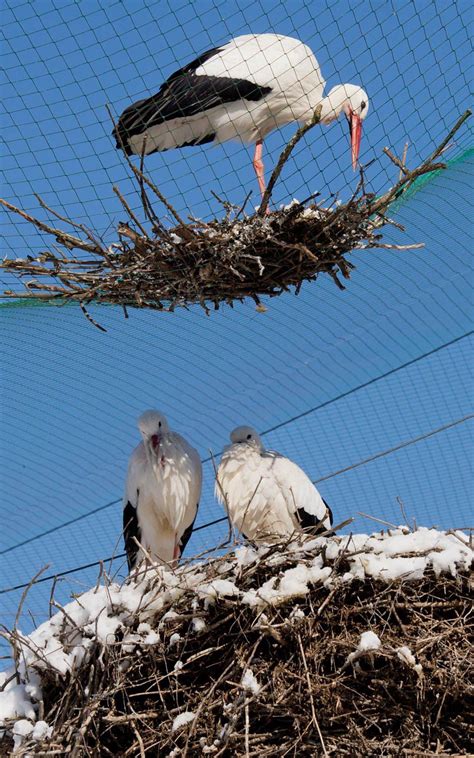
<box><xmin>1</xmin><ymin>0</ymin><xmax>473</xmax><ymax>656</ymax></box>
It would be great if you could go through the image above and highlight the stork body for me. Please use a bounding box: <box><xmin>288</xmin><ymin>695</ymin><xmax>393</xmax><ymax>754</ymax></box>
<box><xmin>113</xmin><ymin>34</ymin><xmax>369</xmax><ymax>197</ymax></box>
<box><xmin>123</xmin><ymin>410</ymin><xmax>202</xmax><ymax>569</ymax></box>
<box><xmin>215</xmin><ymin>426</ymin><xmax>332</xmax><ymax>542</ymax></box>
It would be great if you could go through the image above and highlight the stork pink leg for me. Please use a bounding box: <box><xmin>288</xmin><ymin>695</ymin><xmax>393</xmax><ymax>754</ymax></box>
<box><xmin>173</xmin><ymin>539</ymin><xmax>180</xmax><ymax>562</ymax></box>
<box><xmin>253</xmin><ymin>140</ymin><xmax>267</xmax><ymax>201</ymax></box>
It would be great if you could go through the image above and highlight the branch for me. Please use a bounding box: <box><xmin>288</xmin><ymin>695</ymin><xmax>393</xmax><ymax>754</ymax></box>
<box><xmin>370</xmin><ymin>109</ymin><xmax>471</xmax><ymax>217</ymax></box>
<box><xmin>258</xmin><ymin>104</ymin><xmax>322</xmax><ymax>216</ymax></box>
<box><xmin>0</xmin><ymin>197</ymin><xmax>103</xmax><ymax>254</ymax></box>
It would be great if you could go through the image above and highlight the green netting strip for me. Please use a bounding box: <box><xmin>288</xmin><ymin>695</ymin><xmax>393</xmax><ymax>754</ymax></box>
<box><xmin>387</xmin><ymin>145</ymin><xmax>474</xmax><ymax>213</ymax></box>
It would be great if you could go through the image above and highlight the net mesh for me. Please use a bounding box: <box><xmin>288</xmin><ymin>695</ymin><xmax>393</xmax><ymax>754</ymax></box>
<box><xmin>0</xmin><ymin>0</ymin><xmax>472</xmax><ymax>654</ymax></box>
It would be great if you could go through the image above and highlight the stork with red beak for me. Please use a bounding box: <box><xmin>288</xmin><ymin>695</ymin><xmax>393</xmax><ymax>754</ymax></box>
<box><xmin>113</xmin><ymin>33</ymin><xmax>369</xmax><ymax>199</ymax></box>
<box><xmin>123</xmin><ymin>410</ymin><xmax>202</xmax><ymax>570</ymax></box>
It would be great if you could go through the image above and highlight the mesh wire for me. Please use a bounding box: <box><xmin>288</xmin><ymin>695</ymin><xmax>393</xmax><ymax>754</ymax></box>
<box><xmin>1</xmin><ymin>0</ymin><xmax>473</xmax><ymax>655</ymax></box>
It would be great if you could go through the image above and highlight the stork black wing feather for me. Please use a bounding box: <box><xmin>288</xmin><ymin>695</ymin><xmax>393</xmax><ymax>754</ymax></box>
<box><xmin>296</xmin><ymin>497</ymin><xmax>334</xmax><ymax>536</ymax></box>
<box><xmin>179</xmin><ymin>502</ymin><xmax>200</xmax><ymax>557</ymax></box>
<box><xmin>123</xmin><ymin>501</ymin><xmax>140</xmax><ymax>571</ymax></box>
<box><xmin>113</xmin><ymin>69</ymin><xmax>271</xmax><ymax>151</ymax></box>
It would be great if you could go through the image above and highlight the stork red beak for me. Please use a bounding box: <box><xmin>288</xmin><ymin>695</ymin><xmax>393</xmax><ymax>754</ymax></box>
<box><xmin>349</xmin><ymin>111</ymin><xmax>362</xmax><ymax>170</ymax></box>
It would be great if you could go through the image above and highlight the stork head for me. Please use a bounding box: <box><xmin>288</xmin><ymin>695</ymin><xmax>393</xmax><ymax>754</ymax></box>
<box><xmin>137</xmin><ymin>410</ymin><xmax>170</xmax><ymax>457</ymax></box>
<box><xmin>230</xmin><ymin>426</ymin><xmax>263</xmax><ymax>451</ymax></box>
<box><xmin>320</xmin><ymin>84</ymin><xmax>369</xmax><ymax>170</ymax></box>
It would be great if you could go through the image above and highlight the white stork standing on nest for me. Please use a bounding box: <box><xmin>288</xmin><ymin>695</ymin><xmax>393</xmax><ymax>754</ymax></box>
<box><xmin>113</xmin><ymin>33</ymin><xmax>369</xmax><ymax>199</ymax></box>
<box><xmin>215</xmin><ymin>426</ymin><xmax>333</xmax><ymax>541</ymax></box>
<box><xmin>123</xmin><ymin>410</ymin><xmax>202</xmax><ymax>569</ymax></box>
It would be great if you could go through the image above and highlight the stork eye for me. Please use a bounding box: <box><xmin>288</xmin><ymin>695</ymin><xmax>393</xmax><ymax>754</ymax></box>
<box><xmin>246</xmin><ymin>433</ymin><xmax>252</xmax><ymax>440</ymax></box>
<box><xmin>360</xmin><ymin>101</ymin><xmax>366</xmax><ymax>111</ymax></box>
<box><xmin>158</xmin><ymin>421</ymin><xmax>162</xmax><ymax>428</ymax></box>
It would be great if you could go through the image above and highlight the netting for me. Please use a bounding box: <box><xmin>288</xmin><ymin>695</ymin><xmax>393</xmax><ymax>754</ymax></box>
<box><xmin>1</xmin><ymin>0</ymin><xmax>473</xmax><ymax>660</ymax></box>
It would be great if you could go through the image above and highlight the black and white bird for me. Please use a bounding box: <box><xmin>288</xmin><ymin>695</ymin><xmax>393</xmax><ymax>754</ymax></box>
<box><xmin>215</xmin><ymin>426</ymin><xmax>333</xmax><ymax>541</ymax></box>
<box><xmin>113</xmin><ymin>33</ymin><xmax>369</xmax><ymax>198</ymax></box>
<box><xmin>123</xmin><ymin>410</ymin><xmax>202</xmax><ymax>570</ymax></box>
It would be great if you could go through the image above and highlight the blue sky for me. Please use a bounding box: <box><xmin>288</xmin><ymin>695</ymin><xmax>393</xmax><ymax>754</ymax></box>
<box><xmin>0</xmin><ymin>0</ymin><xmax>473</xmax><ymax>651</ymax></box>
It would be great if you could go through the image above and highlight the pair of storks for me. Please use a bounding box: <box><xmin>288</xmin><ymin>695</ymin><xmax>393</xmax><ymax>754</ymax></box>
<box><xmin>117</xmin><ymin>33</ymin><xmax>368</xmax><ymax>567</ymax></box>
<box><xmin>123</xmin><ymin>410</ymin><xmax>333</xmax><ymax>570</ymax></box>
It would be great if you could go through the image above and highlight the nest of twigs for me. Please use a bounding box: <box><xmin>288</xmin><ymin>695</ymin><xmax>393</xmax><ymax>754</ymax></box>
<box><xmin>1</xmin><ymin>529</ymin><xmax>472</xmax><ymax>757</ymax></box>
<box><xmin>1</xmin><ymin>111</ymin><xmax>470</xmax><ymax>327</ymax></box>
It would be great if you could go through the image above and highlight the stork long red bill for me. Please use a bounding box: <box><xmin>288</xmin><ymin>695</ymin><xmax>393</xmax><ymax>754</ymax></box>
<box><xmin>350</xmin><ymin>111</ymin><xmax>363</xmax><ymax>170</ymax></box>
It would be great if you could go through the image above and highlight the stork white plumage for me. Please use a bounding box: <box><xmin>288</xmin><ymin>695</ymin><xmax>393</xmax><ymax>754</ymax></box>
<box><xmin>113</xmin><ymin>33</ymin><xmax>369</xmax><ymax>198</ymax></box>
<box><xmin>123</xmin><ymin>410</ymin><xmax>202</xmax><ymax>569</ymax></box>
<box><xmin>215</xmin><ymin>426</ymin><xmax>333</xmax><ymax>541</ymax></box>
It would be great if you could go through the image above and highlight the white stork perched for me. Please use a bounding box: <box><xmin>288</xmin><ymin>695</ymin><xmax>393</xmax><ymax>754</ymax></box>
<box><xmin>123</xmin><ymin>410</ymin><xmax>202</xmax><ymax>569</ymax></box>
<box><xmin>215</xmin><ymin>426</ymin><xmax>333</xmax><ymax>541</ymax></box>
<box><xmin>113</xmin><ymin>33</ymin><xmax>369</xmax><ymax>198</ymax></box>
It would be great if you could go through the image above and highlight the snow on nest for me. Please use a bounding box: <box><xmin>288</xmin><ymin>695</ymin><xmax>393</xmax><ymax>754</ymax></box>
<box><xmin>0</xmin><ymin>526</ymin><xmax>471</xmax><ymax>742</ymax></box>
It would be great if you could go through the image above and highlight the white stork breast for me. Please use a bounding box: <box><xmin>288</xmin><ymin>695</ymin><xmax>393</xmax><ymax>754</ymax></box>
<box><xmin>137</xmin><ymin>434</ymin><xmax>200</xmax><ymax>533</ymax></box>
<box><xmin>217</xmin><ymin>445</ymin><xmax>297</xmax><ymax>538</ymax></box>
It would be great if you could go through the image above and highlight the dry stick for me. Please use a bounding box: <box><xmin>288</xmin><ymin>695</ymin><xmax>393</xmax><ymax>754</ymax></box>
<box><xmin>132</xmin><ymin>720</ymin><xmax>146</xmax><ymax>758</ymax></box>
<box><xmin>138</xmin><ymin>136</ymin><xmax>160</xmax><ymax>228</ymax></box>
<box><xmin>79</xmin><ymin>301</ymin><xmax>107</xmax><ymax>332</ymax></box>
<box><xmin>297</xmin><ymin>633</ymin><xmax>329</xmax><ymax>758</ymax></box>
<box><xmin>129</xmin><ymin>162</ymin><xmax>194</xmax><ymax>233</ymax></box>
<box><xmin>397</xmin><ymin>496</ymin><xmax>411</xmax><ymax>531</ymax></box>
<box><xmin>399</xmin><ymin>142</ymin><xmax>409</xmax><ymax>180</ymax></box>
<box><xmin>258</xmin><ymin>104</ymin><xmax>323</xmax><ymax>216</ymax></box>
<box><xmin>245</xmin><ymin>702</ymin><xmax>250</xmax><ymax>757</ymax></box>
<box><xmin>357</xmin><ymin>511</ymin><xmax>401</xmax><ymax>530</ymax></box>
<box><xmin>108</xmin><ymin>102</ymin><xmax>189</xmax><ymax>231</ymax></box>
<box><xmin>0</xmin><ymin>197</ymin><xmax>101</xmax><ymax>254</ymax></box>
<box><xmin>11</xmin><ymin>564</ymin><xmax>50</xmax><ymax>681</ymax></box>
<box><xmin>371</xmin><ymin>109</ymin><xmax>471</xmax><ymax>217</ymax></box>
<box><xmin>34</xmin><ymin>194</ymin><xmax>106</xmax><ymax>254</ymax></box>
<box><xmin>427</xmin><ymin>108</ymin><xmax>472</xmax><ymax>163</ymax></box>
<box><xmin>385</xmin><ymin>147</ymin><xmax>410</xmax><ymax>177</ymax></box>
<box><xmin>210</xmin><ymin>451</ymin><xmax>234</xmax><ymax>546</ymax></box>
<box><xmin>367</xmin><ymin>242</ymin><xmax>424</xmax><ymax>250</ymax></box>
<box><xmin>181</xmin><ymin>659</ymin><xmax>237</xmax><ymax>757</ymax></box>
<box><xmin>113</xmin><ymin>186</ymin><xmax>149</xmax><ymax>238</ymax></box>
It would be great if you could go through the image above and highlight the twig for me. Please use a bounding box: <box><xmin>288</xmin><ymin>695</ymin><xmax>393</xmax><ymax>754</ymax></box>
<box><xmin>399</xmin><ymin>142</ymin><xmax>409</xmax><ymax>180</ymax></box>
<box><xmin>113</xmin><ymin>186</ymin><xmax>149</xmax><ymax>238</ymax></box>
<box><xmin>132</xmin><ymin>720</ymin><xmax>146</xmax><ymax>758</ymax></box>
<box><xmin>427</xmin><ymin>108</ymin><xmax>472</xmax><ymax>163</ymax></box>
<box><xmin>357</xmin><ymin>512</ymin><xmax>402</xmax><ymax>530</ymax></box>
<box><xmin>0</xmin><ymin>197</ymin><xmax>102</xmax><ymax>254</ymax></box>
<box><xmin>297</xmin><ymin>633</ymin><xmax>329</xmax><ymax>757</ymax></box>
<box><xmin>12</xmin><ymin>565</ymin><xmax>50</xmax><ymax>680</ymax></box>
<box><xmin>258</xmin><ymin>104</ymin><xmax>322</xmax><ymax>215</ymax></box>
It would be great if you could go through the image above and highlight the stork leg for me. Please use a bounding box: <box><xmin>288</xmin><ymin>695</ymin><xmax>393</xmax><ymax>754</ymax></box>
<box><xmin>173</xmin><ymin>538</ymin><xmax>180</xmax><ymax>562</ymax></box>
<box><xmin>253</xmin><ymin>140</ymin><xmax>267</xmax><ymax>202</ymax></box>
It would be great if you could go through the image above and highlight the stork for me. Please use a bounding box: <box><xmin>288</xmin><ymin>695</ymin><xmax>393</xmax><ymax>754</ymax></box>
<box><xmin>215</xmin><ymin>426</ymin><xmax>333</xmax><ymax>542</ymax></box>
<box><xmin>123</xmin><ymin>410</ymin><xmax>202</xmax><ymax>570</ymax></box>
<box><xmin>113</xmin><ymin>33</ymin><xmax>369</xmax><ymax>199</ymax></box>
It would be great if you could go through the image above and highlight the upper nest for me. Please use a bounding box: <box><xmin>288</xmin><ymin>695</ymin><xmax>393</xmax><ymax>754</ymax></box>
<box><xmin>1</xmin><ymin>110</ymin><xmax>467</xmax><ymax>326</ymax></box>
<box><xmin>1</xmin><ymin>527</ymin><xmax>472</xmax><ymax>756</ymax></box>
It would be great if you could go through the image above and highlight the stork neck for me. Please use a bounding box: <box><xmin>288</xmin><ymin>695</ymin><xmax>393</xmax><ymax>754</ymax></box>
<box><xmin>319</xmin><ymin>87</ymin><xmax>349</xmax><ymax>125</ymax></box>
<box><xmin>320</xmin><ymin>93</ymin><xmax>345</xmax><ymax>124</ymax></box>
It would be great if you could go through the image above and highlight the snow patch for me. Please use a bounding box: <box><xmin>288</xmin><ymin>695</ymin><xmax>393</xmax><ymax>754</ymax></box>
<box><xmin>347</xmin><ymin>631</ymin><xmax>381</xmax><ymax>664</ymax></box>
<box><xmin>172</xmin><ymin>711</ymin><xmax>195</xmax><ymax>731</ymax></box>
<box><xmin>241</xmin><ymin>668</ymin><xmax>261</xmax><ymax>695</ymax></box>
<box><xmin>397</xmin><ymin>645</ymin><xmax>423</xmax><ymax>677</ymax></box>
<box><xmin>0</xmin><ymin>682</ymin><xmax>37</xmax><ymax>723</ymax></box>
<box><xmin>192</xmin><ymin>617</ymin><xmax>206</xmax><ymax>633</ymax></box>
